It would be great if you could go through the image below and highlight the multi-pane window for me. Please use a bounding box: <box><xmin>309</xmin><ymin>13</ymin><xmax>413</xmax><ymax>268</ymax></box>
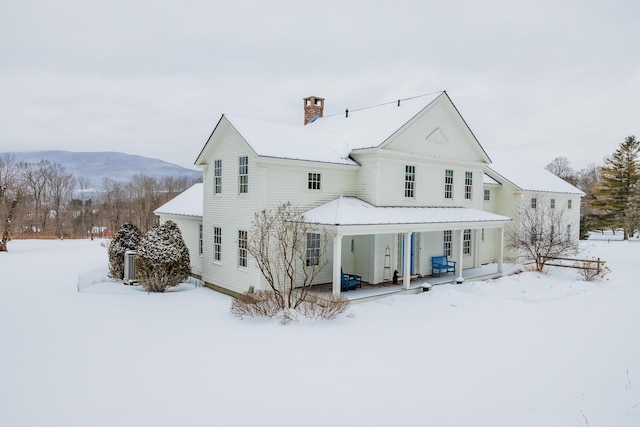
<box><xmin>238</xmin><ymin>230</ymin><xmax>247</xmax><ymax>267</ymax></box>
<box><xmin>444</xmin><ymin>169</ymin><xmax>453</xmax><ymax>199</ymax></box>
<box><xmin>213</xmin><ymin>227</ymin><xmax>221</xmax><ymax>261</ymax></box>
<box><xmin>238</xmin><ymin>156</ymin><xmax>249</xmax><ymax>194</ymax></box>
<box><xmin>550</xmin><ymin>198</ymin><xmax>555</xmax><ymax>209</ymax></box>
<box><xmin>214</xmin><ymin>159</ymin><xmax>222</xmax><ymax>194</ymax></box>
<box><xmin>568</xmin><ymin>199</ymin><xmax>572</xmax><ymax>209</ymax></box>
<box><xmin>464</xmin><ymin>171</ymin><xmax>473</xmax><ymax>200</ymax></box>
<box><xmin>481</xmin><ymin>228</ymin><xmax>485</xmax><ymax>242</ymax></box>
<box><xmin>199</xmin><ymin>224</ymin><xmax>203</xmax><ymax>255</ymax></box>
<box><xmin>306</xmin><ymin>233</ymin><xmax>321</xmax><ymax>266</ymax></box>
<box><xmin>308</xmin><ymin>173</ymin><xmax>321</xmax><ymax>190</ymax></box>
<box><xmin>531</xmin><ymin>198</ymin><xmax>537</xmax><ymax>209</ymax></box>
<box><xmin>566</xmin><ymin>225</ymin><xmax>571</xmax><ymax>239</ymax></box>
<box><xmin>443</xmin><ymin>230</ymin><xmax>452</xmax><ymax>256</ymax></box>
<box><xmin>405</xmin><ymin>165</ymin><xmax>416</xmax><ymax>198</ymax></box>
<box><xmin>463</xmin><ymin>229</ymin><xmax>471</xmax><ymax>255</ymax></box>
<box><xmin>484</xmin><ymin>189</ymin><xmax>491</xmax><ymax>201</ymax></box>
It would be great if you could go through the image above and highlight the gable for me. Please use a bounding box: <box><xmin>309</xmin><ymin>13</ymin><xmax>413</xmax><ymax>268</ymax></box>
<box><xmin>379</xmin><ymin>93</ymin><xmax>491</xmax><ymax>164</ymax></box>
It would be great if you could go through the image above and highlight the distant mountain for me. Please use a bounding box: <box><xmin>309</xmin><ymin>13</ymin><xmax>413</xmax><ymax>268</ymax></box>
<box><xmin>3</xmin><ymin>151</ymin><xmax>202</xmax><ymax>187</ymax></box>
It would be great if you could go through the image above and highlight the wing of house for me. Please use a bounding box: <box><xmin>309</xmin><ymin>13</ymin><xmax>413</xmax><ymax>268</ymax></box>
<box><xmin>159</xmin><ymin>91</ymin><xmax>581</xmax><ymax>296</ymax></box>
<box><xmin>483</xmin><ymin>151</ymin><xmax>585</xmax><ymax>260</ymax></box>
<box><xmin>154</xmin><ymin>183</ymin><xmax>204</xmax><ymax>277</ymax></box>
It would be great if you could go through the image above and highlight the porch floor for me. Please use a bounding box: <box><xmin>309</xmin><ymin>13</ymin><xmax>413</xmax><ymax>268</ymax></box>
<box><xmin>309</xmin><ymin>263</ymin><xmax>514</xmax><ymax>303</ymax></box>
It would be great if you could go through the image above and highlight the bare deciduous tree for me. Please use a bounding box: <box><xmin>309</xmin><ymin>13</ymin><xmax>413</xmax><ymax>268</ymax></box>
<box><xmin>247</xmin><ymin>202</ymin><xmax>331</xmax><ymax>310</ymax></box>
<box><xmin>506</xmin><ymin>193</ymin><xmax>578</xmax><ymax>271</ymax></box>
<box><xmin>0</xmin><ymin>155</ymin><xmax>24</xmax><ymax>252</ymax></box>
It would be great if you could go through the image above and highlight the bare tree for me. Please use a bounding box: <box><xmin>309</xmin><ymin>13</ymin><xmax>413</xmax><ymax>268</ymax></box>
<box><xmin>546</xmin><ymin>156</ymin><xmax>578</xmax><ymax>185</ymax></box>
<box><xmin>22</xmin><ymin>160</ymin><xmax>55</xmax><ymax>234</ymax></box>
<box><xmin>46</xmin><ymin>163</ymin><xmax>75</xmax><ymax>239</ymax></box>
<box><xmin>247</xmin><ymin>202</ymin><xmax>331</xmax><ymax>310</ymax></box>
<box><xmin>505</xmin><ymin>193</ymin><xmax>578</xmax><ymax>271</ymax></box>
<box><xmin>0</xmin><ymin>155</ymin><xmax>24</xmax><ymax>252</ymax></box>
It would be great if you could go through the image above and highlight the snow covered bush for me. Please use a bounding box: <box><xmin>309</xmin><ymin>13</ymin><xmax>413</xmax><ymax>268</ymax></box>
<box><xmin>107</xmin><ymin>223</ymin><xmax>142</xmax><ymax>280</ymax></box>
<box><xmin>136</xmin><ymin>221</ymin><xmax>190</xmax><ymax>292</ymax></box>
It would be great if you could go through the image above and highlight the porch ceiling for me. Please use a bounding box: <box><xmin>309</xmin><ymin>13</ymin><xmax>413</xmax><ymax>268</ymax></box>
<box><xmin>296</xmin><ymin>196</ymin><xmax>511</xmax><ymax>235</ymax></box>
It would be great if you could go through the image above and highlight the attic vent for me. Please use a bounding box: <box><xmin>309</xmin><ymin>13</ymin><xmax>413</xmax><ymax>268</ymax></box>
<box><xmin>426</xmin><ymin>127</ymin><xmax>450</xmax><ymax>145</ymax></box>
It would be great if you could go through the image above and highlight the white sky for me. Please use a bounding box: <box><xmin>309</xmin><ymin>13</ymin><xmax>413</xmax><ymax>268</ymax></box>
<box><xmin>1</xmin><ymin>0</ymin><xmax>638</xmax><ymax>171</ymax></box>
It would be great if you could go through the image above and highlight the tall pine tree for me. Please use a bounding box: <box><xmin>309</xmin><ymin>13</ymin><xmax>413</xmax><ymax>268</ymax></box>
<box><xmin>591</xmin><ymin>135</ymin><xmax>640</xmax><ymax>239</ymax></box>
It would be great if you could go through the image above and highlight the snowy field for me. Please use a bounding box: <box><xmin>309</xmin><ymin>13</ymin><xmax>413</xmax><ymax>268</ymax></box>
<box><xmin>1</xmin><ymin>234</ymin><xmax>639</xmax><ymax>427</ymax></box>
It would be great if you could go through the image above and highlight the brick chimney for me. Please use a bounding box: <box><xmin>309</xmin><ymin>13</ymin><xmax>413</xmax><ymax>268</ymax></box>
<box><xmin>303</xmin><ymin>96</ymin><xmax>324</xmax><ymax>125</ymax></box>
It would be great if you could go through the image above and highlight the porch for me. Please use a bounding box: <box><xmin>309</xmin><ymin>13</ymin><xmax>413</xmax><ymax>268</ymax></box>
<box><xmin>309</xmin><ymin>263</ymin><xmax>509</xmax><ymax>303</ymax></box>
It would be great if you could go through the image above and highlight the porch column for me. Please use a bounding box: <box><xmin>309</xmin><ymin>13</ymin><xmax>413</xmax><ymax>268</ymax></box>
<box><xmin>497</xmin><ymin>226</ymin><xmax>504</xmax><ymax>274</ymax></box>
<box><xmin>332</xmin><ymin>234</ymin><xmax>343</xmax><ymax>296</ymax></box>
<box><xmin>456</xmin><ymin>229</ymin><xmax>464</xmax><ymax>283</ymax></box>
<box><xmin>403</xmin><ymin>231</ymin><xmax>412</xmax><ymax>290</ymax></box>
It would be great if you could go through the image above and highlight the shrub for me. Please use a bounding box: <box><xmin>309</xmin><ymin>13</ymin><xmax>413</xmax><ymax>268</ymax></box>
<box><xmin>575</xmin><ymin>258</ymin><xmax>610</xmax><ymax>281</ymax></box>
<box><xmin>136</xmin><ymin>221</ymin><xmax>190</xmax><ymax>292</ymax></box>
<box><xmin>231</xmin><ymin>290</ymin><xmax>350</xmax><ymax>323</ymax></box>
<box><xmin>107</xmin><ymin>223</ymin><xmax>142</xmax><ymax>280</ymax></box>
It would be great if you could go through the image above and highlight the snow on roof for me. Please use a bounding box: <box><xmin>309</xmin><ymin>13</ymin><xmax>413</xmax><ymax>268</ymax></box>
<box><xmin>299</xmin><ymin>196</ymin><xmax>511</xmax><ymax>227</ymax></box>
<box><xmin>483</xmin><ymin>173</ymin><xmax>500</xmax><ymax>185</ymax></box>
<box><xmin>306</xmin><ymin>92</ymin><xmax>444</xmax><ymax>150</ymax></box>
<box><xmin>225</xmin><ymin>115</ymin><xmax>357</xmax><ymax>165</ymax></box>
<box><xmin>487</xmin><ymin>151</ymin><xmax>584</xmax><ymax>195</ymax></box>
<box><xmin>154</xmin><ymin>183</ymin><xmax>203</xmax><ymax>217</ymax></box>
<box><xmin>224</xmin><ymin>92</ymin><xmax>444</xmax><ymax>165</ymax></box>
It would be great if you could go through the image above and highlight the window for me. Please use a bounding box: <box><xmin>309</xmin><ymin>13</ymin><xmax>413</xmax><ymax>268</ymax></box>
<box><xmin>568</xmin><ymin>199</ymin><xmax>572</xmax><ymax>209</ymax></box>
<box><xmin>199</xmin><ymin>224</ymin><xmax>203</xmax><ymax>255</ymax></box>
<box><xmin>531</xmin><ymin>197</ymin><xmax>537</xmax><ymax>209</ymax></box>
<box><xmin>238</xmin><ymin>156</ymin><xmax>248</xmax><ymax>194</ymax></box>
<box><xmin>405</xmin><ymin>165</ymin><xmax>415</xmax><ymax>198</ymax></box>
<box><xmin>464</xmin><ymin>171</ymin><xmax>473</xmax><ymax>200</ymax></box>
<box><xmin>443</xmin><ymin>230</ymin><xmax>452</xmax><ymax>256</ymax></box>
<box><xmin>238</xmin><ymin>230</ymin><xmax>247</xmax><ymax>267</ymax></box>
<box><xmin>463</xmin><ymin>229</ymin><xmax>471</xmax><ymax>255</ymax></box>
<box><xmin>308</xmin><ymin>172</ymin><xmax>321</xmax><ymax>190</ymax></box>
<box><xmin>550</xmin><ymin>198</ymin><xmax>555</xmax><ymax>209</ymax></box>
<box><xmin>213</xmin><ymin>227</ymin><xmax>221</xmax><ymax>261</ymax></box>
<box><xmin>444</xmin><ymin>169</ymin><xmax>453</xmax><ymax>199</ymax></box>
<box><xmin>566</xmin><ymin>224</ymin><xmax>571</xmax><ymax>239</ymax></box>
<box><xmin>481</xmin><ymin>228</ymin><xmax>485</xmax><ymax>242</ymax></box>
<box><xmin>214</xmin><ymin>159</ymin><xmax>222</xmax><ymax>194</ymax></box>
<box><xmin>484</xmin><ymin>189</ymin><xmax>491</xmax><ymax>201</ymax></box>
<box><xmin>306</xmin><ymin>233</ymin><xmax>321</xmax><ymax>266</ymax></box>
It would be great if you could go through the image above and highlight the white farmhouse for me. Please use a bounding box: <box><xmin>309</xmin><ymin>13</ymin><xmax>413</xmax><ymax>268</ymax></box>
<box><xmin>156</xmin><ymin>91</ymin><xmax>582</xmax><ymax>296</ymax></box>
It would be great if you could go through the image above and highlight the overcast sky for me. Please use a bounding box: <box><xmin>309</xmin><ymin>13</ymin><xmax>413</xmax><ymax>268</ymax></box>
<box><xmin>1</xmin><ymin>0</ymin><xmax>638</xmax><ymax>171</ymax></box>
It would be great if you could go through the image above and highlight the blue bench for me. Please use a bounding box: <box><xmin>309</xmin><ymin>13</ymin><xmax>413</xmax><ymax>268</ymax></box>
<box><xmin>432</xmin><ymin>255</ymin><xmax>456</xmax><ymax>277</ymax></box>
<box><xmin>341</xmin><ymin>268</ymin><xmax>361</xmax><ymax>291</ymax></box>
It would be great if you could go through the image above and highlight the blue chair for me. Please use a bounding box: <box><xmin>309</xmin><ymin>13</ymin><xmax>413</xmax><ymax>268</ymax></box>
<box><xmin>341</xmin><ymin>268</ymin><xmax>361</xmax><ymax>291</ymax></box>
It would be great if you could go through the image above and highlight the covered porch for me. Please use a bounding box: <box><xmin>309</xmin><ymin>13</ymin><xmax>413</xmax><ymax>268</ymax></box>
<box><xmin>300</xmin><ymin>197</ymin><xmax>512</xmax><ymax>296</ymax></box>
<box><xmin>308</xmin><ymin>263</ymin><xmax>512</xmax><ymax>302</ymax></box>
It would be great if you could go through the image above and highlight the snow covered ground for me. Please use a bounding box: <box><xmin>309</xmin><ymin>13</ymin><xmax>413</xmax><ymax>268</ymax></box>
<box><xmin>1</xmin><ymin>234</ymin><xmax>638</xmax><ymax>427</ymax></box>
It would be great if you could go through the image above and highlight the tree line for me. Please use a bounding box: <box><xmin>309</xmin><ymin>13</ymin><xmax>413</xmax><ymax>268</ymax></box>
<box><xmin>0</xmin><ymin>154</ymin><xmax>200</xmax><ymax>250</ymax></box>
<box><xmin>545</xmin><ymin>135</ymin><xmax>640</xmax><ymax>240</ymax></box>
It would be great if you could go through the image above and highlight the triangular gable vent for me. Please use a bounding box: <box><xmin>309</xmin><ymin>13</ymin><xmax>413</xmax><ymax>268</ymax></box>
<box><xmin>426</xmin><ymin>127</ymin><xmax>449</xmax><ymax>144</ymax></box>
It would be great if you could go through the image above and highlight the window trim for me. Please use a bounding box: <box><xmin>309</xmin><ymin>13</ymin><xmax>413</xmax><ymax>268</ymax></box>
<box><xmin>238</xmin><ymin>156</ymin><xmax>249</xmax><ymax>194</ymax></box>
<box><xmin>238</xmin><ymin>229</ymin><xmax>248</xmax><ymax>267</ymax></box>
<box><xmin>531</xmin><ymin>197</ymin><xmax>537</xmax><ymax>209</ymax></box>
<box><xmin>214</xmin><ymin>159</ymin><xmax>222</xmax><ymax>195</ymax></box>
<box><xmin>405</xmin><ymin>165</ymin><xmax>416</xmax><ymax>198</ymax></box>
<box><xmin>213</xmin><ymin>226</ymin><xmax>222</xmax><ymax>262</ymax></box>
<box><xmin>484</xmin><ymin>189</ymin><xmax>490</xmax><ymax>201</ymax></box>
<box><xmin>443</xmin><ymin>230</ymin><xmax>452</xmax><ymax>257</ymax></box>
<box><xmin>463</xmin><ymin>229</ymin><xmax>471</xmax><ymax>255</ymax></box>
<box><xmin>308</xmin><ymin>172</ymin><xmax>322</xmax><ymax>190</ymax></box>
<box><xmin>464</xmin><ymin>171</ymin><xmax>473</xmax><ymax>200</ymax></box>
<box><xmin>444</xmin><ymin>169</ymin><xmax>454</xmax><ymax>199</ymax></box>
<box><xmin>199</xmin><ymin>224</ymin><xmax>203</xmax><ymax>255</ymax></box>
<box><xmin>306</xmin><ymin>233</ymin><xmax>321</xmax><ymax>266</ymax></box>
